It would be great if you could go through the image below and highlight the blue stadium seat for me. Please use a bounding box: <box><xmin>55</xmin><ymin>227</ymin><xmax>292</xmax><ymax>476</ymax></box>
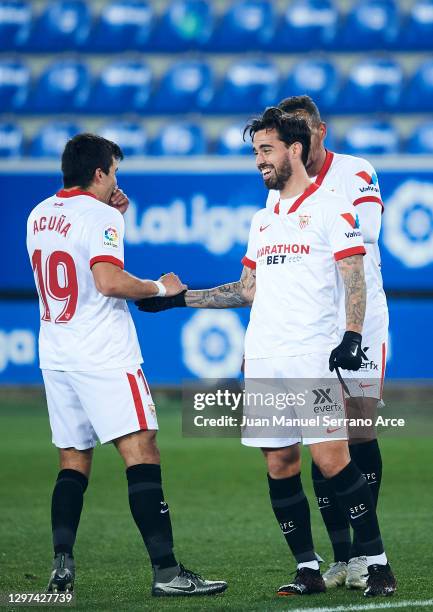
<box><xmin>403</xmin><ymin>60</ymin><xmax>433</xmax><ymax>112</ymax></box>
<box><xmin>151</xmin><ymin>0</ymin><xmax>213</xmax><ymax>51</ymax></box>
<box><xmin>0</xmin><ymin>0</ymin><xmax>31</xmax><ymax>50</ymax></box>
<box><xmin>273</xmin><ymin>0</ymin><xmax>338</xmax><ymax>52</ymax></box>
<box><xmin>151</xmin><ymin>61</ymin><xmax>214</xmax><ymax>113</ymax></box>
<box><xmin>150</xmin><ymin>123</ymin><xmax>206</xmax><ymax>155</ymax></box>
<box><xmin>339</xmin><ymin>0</ymin><xmax>399</xmax><ymax>50</ymax></box>
<box><xmin>30</xmin><ymin>122</ymin><xmax>81</xmax><ymax>157</ymax></box>
<box><xmin>407</xmin><ymin>121</ymin><xmax>433</xmax><ymax>153</ymax></box>
<box><xmin>216</xmin><ymin>122</ymin><xmax>251</xmax><ymax>155</ymax></box>
<box><xmin>88</xmin><ymin>0</ymin><xmax>154</xmax><ymax>52</ymax></box>
<box><xmin>0</xmin><ymin>59</ymin><xmax>29</xmax><ymax>111</ymax></box>
<box><xmin>342</xmin><ymin>121</ymin><xmax>399</xmax><ymax>155</ymax></box>
<box><xmin>31</xmin><ymin>60</ymin><xmax>90</xmax><ymax>113</ymax></box>
<box><xmin>88</xmin><ymin>60</ymin><xmax>152</xmax><ymax>113</ymax></box>
<box><xmin>402</xmin><ymin>0</ymin><xmax>433</xmax><ymax>50</ymax></box>
<box><xmin>99</xmin><ymin>122</ymin><xmax>147</xmax><ymax>156</ymax></box>
<box><xmin>211</xmin><ymin>59</ymin><xmax>279</xmax><ymax>113</ymax></box>
<box><xmin>208</xmin><ymin>0</ymin><xmax>276</xmax><ymax>52</ymax></box>
<box><xmin>0</xmin><ymin>122</ymin><xmax>23</xmax><ymax>157</ymax></box>
<box><xmin>339</xmin><ymin>57</ymin><xmax>403</xmax><ymax>113</ymax></box>
<box><xmin>24</xmin><ymin>0</ymin><xmax>91</xmax><ymax>51</ymax></box>
<box><xmin>280</xmin><ymin>58</ymin><xmax>340</xmax><ymax>113</ymax></box>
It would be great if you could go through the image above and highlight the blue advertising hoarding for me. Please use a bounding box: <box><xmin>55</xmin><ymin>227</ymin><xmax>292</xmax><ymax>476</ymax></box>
<box><xmin>2</xmin><ymin>163</ymin><xmax>433</xmax><ymax>291</ymax></box>
<box><xmin>0</xmin><ymin>299</ymin><xmax>430</xmax><ymax>384</ymax></box>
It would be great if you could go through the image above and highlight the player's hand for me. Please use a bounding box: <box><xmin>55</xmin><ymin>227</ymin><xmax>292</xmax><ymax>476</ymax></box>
<box><xmin>109</xmin><ymin>188</ymin><xmax>129</xmax><ymax>215</ymax></box>
<box><xmin>135</xmin><ymin>290</ymin><xmax>187</xmax><ymax>312</ymax></box>
<box><xmin>329</xmin><ymin>331</ymin><xmax>362</xmax><ymax>372</ymax></box>
<box><xmin>159</xmin><ymin>272</ymin><xmax>187</xmax><ymax>297</ymax></box>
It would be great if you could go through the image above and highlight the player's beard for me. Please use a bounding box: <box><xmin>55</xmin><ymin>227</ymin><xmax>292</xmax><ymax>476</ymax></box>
<box><xmin>262</xmin><ymin>158</ymin><xmax>292</xmax><ymax>191</ymax></box>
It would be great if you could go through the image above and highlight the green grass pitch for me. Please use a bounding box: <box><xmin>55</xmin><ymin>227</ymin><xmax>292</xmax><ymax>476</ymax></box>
<box><xmin>1</xmin><ymin>388</ymin><xmax>432</xmax><ymax>611</ymax></box>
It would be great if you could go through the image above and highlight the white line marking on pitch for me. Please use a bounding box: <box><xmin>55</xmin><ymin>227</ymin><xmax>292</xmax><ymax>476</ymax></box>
<box><xmin>286</xmin><ymin>599</ymin><xmax>433</xmax><ymax>612</ymax></box>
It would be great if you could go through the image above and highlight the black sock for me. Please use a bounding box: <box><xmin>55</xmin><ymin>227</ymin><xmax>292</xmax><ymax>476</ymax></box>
<box><xmin>311</xmin><ymin>462</ymin><xmax>351</xmax><ymax>563</ymax></box>
<box><xmin>126</xmin><ymin>463</ymin><xmax>177</xmax><ymax>569</ymax></box>
<box><xmin>328</xmin><ymin>461</ymin><xmax>384</xmax><ymax>557</ymax></box>
<box><xmin>51</xmin><ymin>469</ymin><xmax>88</xmax><ymax>556</ymax></box>
<box><xmin>349</xmin><ymin>439</ymin><xmax>383</xmax><ymax>557</ymax></box>
<box><xmin>268</xmin><ymin>472</ymin><xmax>315</xmax><ymax>564</ymax></box>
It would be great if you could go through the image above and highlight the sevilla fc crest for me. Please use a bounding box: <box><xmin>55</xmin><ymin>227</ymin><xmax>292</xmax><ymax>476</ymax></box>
<box><xmin>299</xmin><ymin>214</ymin><xmax>311</xmax><ymax>229</ymax></box>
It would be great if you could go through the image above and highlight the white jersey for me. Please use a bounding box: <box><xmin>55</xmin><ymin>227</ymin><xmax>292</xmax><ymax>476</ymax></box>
<box><xmin>26</xmin><ymin>189</ymin><xmax>142</xmax><ymax>371</ymax></box>
<box><xmin>266</xmin><ymin>151</ymin><xmax>388</xmax><ymax>339</ymax></box>
<box><xmin>243</xmin><ymin>183</ymin><xmax>366</xmax><ymax>359</ymax></box>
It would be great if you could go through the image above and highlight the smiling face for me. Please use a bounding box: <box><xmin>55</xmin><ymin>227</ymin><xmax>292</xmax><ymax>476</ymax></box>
<box><xmin>253</xmin><ymin>128</ymin><xmax>294</xmax><ymax>191</ymax></box>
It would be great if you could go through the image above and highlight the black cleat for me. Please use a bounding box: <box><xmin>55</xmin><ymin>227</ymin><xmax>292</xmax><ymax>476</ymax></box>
<box><xmin>152</xmin><ymin>563</ymin><xmax>227</xmax><ymax>597</ymax></box>
<box><xmin>364</xmin><ymin>563</ymin><xmax>397</xmax><ymax>597</ymax></box>
<box><xmin>47</xmin><ymin>553</ymin><xmax>75</xmax><ymax>593</ymax></box>
<box><xmin>277</xmin><ymin>567</ymin><xmax>326</xmax><ymax>596</ymax></box>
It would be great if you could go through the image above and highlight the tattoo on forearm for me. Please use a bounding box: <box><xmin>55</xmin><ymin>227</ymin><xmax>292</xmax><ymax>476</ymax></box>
<box><xmin>185</xmin><ymin>266</ymin><xmax>256</xmax><ymax>308</ymax></box>
<box><xmin>338</xmin><ymin>255</ymin><xmax>366</xmax><ymax>332</ymax></box>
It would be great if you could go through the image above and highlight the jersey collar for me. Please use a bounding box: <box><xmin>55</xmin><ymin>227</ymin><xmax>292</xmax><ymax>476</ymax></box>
<box><xmin>56</xmin><ymin>188</ymin><xmax>99</xmax><ymax>200</ymax></box>
<box><xmin>315</xmin><ymin>149</ymin><xmax>334</xmax><ymax>186</ymax></box>
<box><xmin>273</xmin><ymin>182</ymin><xmax>320</xmax><ymax>215</ymax></box>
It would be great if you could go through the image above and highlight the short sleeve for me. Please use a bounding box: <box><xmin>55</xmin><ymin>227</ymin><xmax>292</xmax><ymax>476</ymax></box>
<box><xmin>241</xmin><ymin>210</ymin><xmax>264</xmax><ymax>270</ymax></box>
<box><xmin>323</xmin><ymin>195</ymin><xmax>366</xmax><ymax>261</ymax></box>
<box><xmin>345</xmin><ymin>159</ymin><xmax>384</xmax><ymax>212</ymax></box>
<box><xmin>89</xmin><ymin>208</ymin><xmax>125</xmax><ymax>270</ymax></box>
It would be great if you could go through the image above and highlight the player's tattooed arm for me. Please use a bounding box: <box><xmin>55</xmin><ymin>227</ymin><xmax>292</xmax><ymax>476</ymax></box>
<box><xmin>337</xmin><ymin>254</ymin><xmax>366</xmax><ymax>333</ymax></box>
<box><xmin>185</xmin><ymin>266</ymin><xmax>256</xmax><ymax>308</ymax></box>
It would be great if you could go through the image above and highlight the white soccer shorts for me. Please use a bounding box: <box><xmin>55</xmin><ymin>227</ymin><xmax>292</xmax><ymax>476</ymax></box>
<box><xmin>42</xmin><ymin>365</ymin><xmax>158</xmax><ymax>450</ymax></box>
<box><xmin>242</xmin><ymin>352</ymin><xmax>348</xmax><ymax>448</ymax></box>
<box><xmin>340</xmin><ymin>333</ymin><xmax>388</xmax><ymax>400</ymax></box>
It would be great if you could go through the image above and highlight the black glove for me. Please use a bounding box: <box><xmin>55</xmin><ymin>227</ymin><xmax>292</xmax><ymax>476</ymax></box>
<box><xmin>329</xmin><ymin>331</ymin><xmax>362</xmax><ymax>372</ymax></box>
<box><xmin>135</xmin><ymin>290</ymin><xmax>187</xmax><ymax>313</ymax></box>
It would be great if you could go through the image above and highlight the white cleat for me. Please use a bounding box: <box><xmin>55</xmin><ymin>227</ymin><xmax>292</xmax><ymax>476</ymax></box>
<box><xmin>346</xmin><ymin>556</ymin><xmax>369</xmax><ymax>589</ymax></box>
<box><xmin>322</xmin><ymin>561</ymin><xmax>347</xmax><ymax>588</ymax></box>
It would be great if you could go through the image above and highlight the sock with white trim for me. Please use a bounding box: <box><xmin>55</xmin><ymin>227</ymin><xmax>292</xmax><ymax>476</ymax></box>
<box><xmin>268</xmin><ymin>472</ymin><xmax>316</xmax><ymax>564</ymax></box>
<box><xmin>327</xmin><ymin>461</ymin><xmax>384</xmax><ymax>557</ymax></box>
<box><xmin>126</xmin><ymin>463</ymin><xmax>178</xmax><ymax>573</ymax></box>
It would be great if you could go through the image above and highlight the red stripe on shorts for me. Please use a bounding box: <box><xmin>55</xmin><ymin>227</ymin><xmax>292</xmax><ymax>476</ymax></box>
<box><xmin>380</xmin><ymin>342</ymin><xmax>386</xmax><ymax>400</ymax></box>
<box><xmin>127</xmin><ymin>373</ymin><xmax>148</xmax><ymax>430</ymax></box>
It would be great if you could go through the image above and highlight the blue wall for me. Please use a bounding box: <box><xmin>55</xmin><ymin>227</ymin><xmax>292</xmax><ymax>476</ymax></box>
<box><xmin>3</xmin><ymin>169</ymin><xmax>433</xmax><ymax>291</ymax></box>
<box><xmin>1</xmin><ymin>168</ymin><xmax>432</xmax><ymax>384</ymax></box>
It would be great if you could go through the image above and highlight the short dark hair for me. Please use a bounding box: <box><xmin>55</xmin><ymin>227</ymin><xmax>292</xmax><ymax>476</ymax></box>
<box><xmin>61</xmin><ymin>133</ymin><xmax>124</xmax><ymax>189</ymax></box>
<box><xmin>278</xmin><ymin>95</ymin><xmax>322</xmax><ymax>127</ymax></box>
<box><xmin>244</xmin><ymin>106</ymin><xmax>311</xmax><ymax>166</ymax></box>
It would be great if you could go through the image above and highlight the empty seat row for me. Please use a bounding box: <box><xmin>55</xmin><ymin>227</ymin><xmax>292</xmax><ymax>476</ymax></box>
<box><xmin>1</xmin><ymin>56</ymin><xmax>433</xmax><ymax>115</ymax></box>
<box><xmin>2</xmin><ymin>119</ymin><xmax>433</xmax><ymax>158</ymax></box>
<box><xmin>1</xmin><ymin>0</ymin><xmax>433</xmax><ymax>53</ymax></box>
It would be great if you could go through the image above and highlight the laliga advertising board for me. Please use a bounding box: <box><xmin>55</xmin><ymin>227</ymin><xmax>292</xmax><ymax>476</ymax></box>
<box><xmin>0</xmin><ymin>166</ymin><xmax>432</xmax><ymax>384</ymax></box>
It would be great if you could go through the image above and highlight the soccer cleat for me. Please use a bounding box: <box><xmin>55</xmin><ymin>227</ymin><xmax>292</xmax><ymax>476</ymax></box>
<box><xmin>364</xmin><ymin>563</ymin><xmax>397</xmax><ymax>597</ymax></box>
<box><xmin>152</xmin><ymin>563</ymin><xmax>227</xmax><ymax>597</ymax></box>
<box><xmin>322</xmin><ymin>561</ymin><xmax>347</xmax><ymax>588</ymax></box>
<box><xmin>47</xmin><ymin>553</ymin><xmax>75</xmax><ymax>593</ymax></box>
<box><xmin>346</xmin><ymin>555</ymin><xmax>368</xmax><ymax>589</ymax></box>
<box><xmin>277</xmin><ymin>567</ymin><xmax>326</xmax><ymax>596</ymax></box>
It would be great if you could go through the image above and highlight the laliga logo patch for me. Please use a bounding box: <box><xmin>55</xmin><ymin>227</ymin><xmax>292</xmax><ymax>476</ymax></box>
<box><xmin>299</xmin><ymin>214</ymin><xmax>311</xmax><ymax>229</ymax></box>
<box><xmin>341</xmin><ymin>213</ymin><xmax>360</xmax><ymax>229</ymax></box>
<box><xmin>356</xmin><ymin>171</ymin><xmax>378</xmax><ymax>186</ymax></box>
<box><xmin>103</xmin><ymin>226</ymin><xmax>119</xmax><ymax>248</ymax></box>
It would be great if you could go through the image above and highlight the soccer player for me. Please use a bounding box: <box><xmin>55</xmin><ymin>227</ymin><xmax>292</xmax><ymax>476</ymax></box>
<box><xmin>264</xmin><ymin>96</ymin><xmax>388</xmax><ymax>590</ymax></box>
<box><xmin>136</xmin><ymin>109</ymin><xmax>396</xmax><ymax>598</ymax></box>
<box><xmin>26</xmin><ymin>133</ymin><xmax>227</xmax><ymax>598</ymax></box>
